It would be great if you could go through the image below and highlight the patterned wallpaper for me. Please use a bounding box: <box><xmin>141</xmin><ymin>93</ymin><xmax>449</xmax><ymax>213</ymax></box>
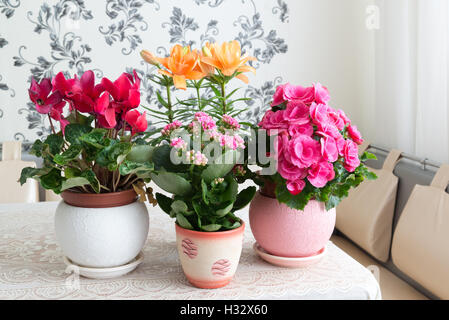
<box><xmin>0</xmin><ymin>0</ymin><xmax>290</xmax><ymax>145</ymax></box>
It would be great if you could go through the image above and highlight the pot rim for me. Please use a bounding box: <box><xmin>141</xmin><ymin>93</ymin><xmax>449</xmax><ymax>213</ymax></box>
<box><xmin>60</xmin><ymin>188</ymin><xmax>138</xmax><ymax>208</ymax></box>
<box><xmin>175</xmin><ymin>220</ymin><xmax>245</xmax><ymax>238</ymax></box>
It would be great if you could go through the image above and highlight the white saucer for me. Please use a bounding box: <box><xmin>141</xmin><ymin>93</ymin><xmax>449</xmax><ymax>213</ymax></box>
<box><xmin>63</xmin><ymin>252</ymin><xmax>144</xmax><ymax>279</ymax></box>
<box><xmin>253</xmin><ymin>242</ymin><xmax>327</xmax><ymax>268</ymax></box>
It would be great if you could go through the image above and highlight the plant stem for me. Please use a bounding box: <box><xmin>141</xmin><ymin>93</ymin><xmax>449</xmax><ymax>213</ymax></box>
<box><xmin>196</xmin><ymin>82</ymin><xmax>202</xmax><ymax>111</ymax></box>
<box><xmin>220</xmin><ymin>81</ymin><xmax>227</xmax><ymax>115</ymax></box>
<box><xmin>48</xmin><ymin>115</ymin><xmax>56</xmax><ymax>134</ymax></box>
<box><xmin>166</xmin><ymin>84</ymin><xmax>174</xmax><ymax>123</ymax></box>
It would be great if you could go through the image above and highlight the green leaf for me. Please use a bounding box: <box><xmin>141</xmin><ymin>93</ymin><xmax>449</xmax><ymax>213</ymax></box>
<box><xmin>220</xmin><ymin>176</ymin><xmax>238</xmax><ymax>203</ymax></box>
<box><xmin>176</xmin><ymin>213</ymin><xmax>193</xmax><ymax>229</ymax></box>
<box><xmin>29</xmin><ymin>140</ymin><xmax>48</xmax><ymax>157</ymax></box>
<box><xmin>171</xmin><ymin>200</ymin><xmax>188</xmax><ymax>214</ymax></box>
<box><xmin>325</xmin><ymin>195</ymin><xmax>342</xmax><ymax>211</ymax></box>
<box><xmin>19</xmin><ymin>167</ymin><xmax>51</xmax><ymax>185</ymax></box>
<box><xmin>361</xmin><ymin>151</ymin><xmax>377</xmax><ymax>161</ymax></box>
<box><xmin>214</xmin><ymin>201</ymin><xmax>233</xmax><ymax>217</ymax></box>
<box><xmin>39</xmin><ymin>168</ymin><xmax>63</xmax><ymax>194</ymax></box>
<box><xmin>61</xmin><ymin>176</ymin><xmax>90</xmax><ymax>191</ymax></box>
<box><xmin>366</xmin><ymin>171</ymin><xmax>378</xmax><ymax>180</ymax></box>
<box><xmin>44</xmin><ymin>134</ymin><xmax>64</xmax><ymax>155</ymax></box>
<box><xmin>233</xmin><ymin>186</ymin><xmax>256</xmax><ymax>211</ymax></box>
<box><xmin>156</xmin><ymin>91</ymin><xmax>169</xmax><ymax>108</ymax></box>
<box><xmin>64</xmin><ymin>124</ymin><xmax>92</xmax><ymax>145</ymax></box>
<box><xmin>201</xmin><ymin>150</ymin><xmax>238</xmax><ymax>183</ymax></box>
<box><xmin>126</xmin><ymin>145</ymin><xmax>155</xmax><ymax>163</ymax></box>
<box><xmin>80</xmin><ymin>169</ymin><xmax>101</xmax><ymax>193</ymax></box>
<box><xmin>155</xmin><ymin>193</ymin><xmax>174</xmax><ymax>215</ymax></box>
<box><xmin>201</xmin><ymin>179</ymin><xmax>209</xmax><ymax>205</ymax></box>
<box><xmin>96</xmin><ymin>141</ymin><xmax>132</xmax><ymax>170</ymax></box>
<box><xmin>119</xmin><ymin>160</ymin><xmax>154</xmax><ymax>179</ymax></box>
<box><xmin>201</xmin><ymin>224</ymin><xmax>222</xmax><ymax>232</ymax></box>
<box><xmin>79</xmin><ymin>128</ymin><xmax>107</xmax><ymax>148</ymax></box>
<box><xmin>53</xmin><ymin>145</ymin><xmax>83</xmax><ymax>165</ymax></box>
<box><xmin>150</xmin><ymin>172</ymin><xmax>192</xmax><ymax>195</ymax></box>
<box><xmin>66</xmin><ymin>112</ymin><xmax>93</xmax><ymax>126</ymax></box>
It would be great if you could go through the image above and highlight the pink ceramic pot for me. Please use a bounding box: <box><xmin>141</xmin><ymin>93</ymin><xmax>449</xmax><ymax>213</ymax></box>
<box><xmin>249</xmin><ymin>191</ymin><xmax>336</xmax><ymax>257</ymax></box>
<box><xmin>175</xmin><ymin>222</ymin><xmax>245</xmax><ymax>289</ymax></box>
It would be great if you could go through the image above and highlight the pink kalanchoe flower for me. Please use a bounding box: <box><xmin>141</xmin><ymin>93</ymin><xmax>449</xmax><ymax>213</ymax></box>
<box><xmin>170</xmin><ymin>137</ymin><xmax>187</xmax><ymax>150</ymax></box>
<box><xmin>286</xmin><ymin>179</ymin><xmax>306</xmax><ymax>195</ymax></box>
<box><xmin>161</xmin><ymin>120</ymin><xmax>182</xmax><ymax>136</ymax></box>
<box><xmin>124</xmin><ymin>109</ymin><xmax>147</xmax><ymax>135</ymax></box>
<box><xmin>192</xmin><ymin>112</ymin><xmax>216</xmax><ymax>131</ymax></box>
<box><xmin>222</xmin><ymin>114</ymin><xmax>241</xmax><ymax>129</ymax></box>
<box><xmin>307</xmin><ymin>161</ymin><xmax>335</xmax><ymax>188</ymax></box>
<box><xmin>218</xmin><ymin>133</ymin><xmax>245</xmax><ymax>150</ymax></box>
<box><xmin>28</xmin><ymin>78</ymin><xmax>65</xmax><ymax>114</ymax></box>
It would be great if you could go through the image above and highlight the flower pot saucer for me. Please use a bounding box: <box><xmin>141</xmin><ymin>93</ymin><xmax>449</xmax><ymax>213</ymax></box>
<box><xmin>62</xmin><ymin>251</ymin><xmax>144</xmax><ymax>279</ymax></box>
<box><xmin>253</xmin><ymin>242</ymin><xmax>326</xmax><ymax>268</ymax></box>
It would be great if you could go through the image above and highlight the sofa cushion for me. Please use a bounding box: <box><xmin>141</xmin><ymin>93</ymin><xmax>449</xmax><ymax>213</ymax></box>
<box><xmin>336</xmin><ymin>147</ymin><xmax>402</xmax><ymax>262</ymax></box>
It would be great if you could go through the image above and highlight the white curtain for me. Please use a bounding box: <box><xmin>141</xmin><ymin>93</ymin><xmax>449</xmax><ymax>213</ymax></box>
<box><xmin>369</xmin><ymin>0</ymin><xmax>449</xmax><ymax>163</ymax></box>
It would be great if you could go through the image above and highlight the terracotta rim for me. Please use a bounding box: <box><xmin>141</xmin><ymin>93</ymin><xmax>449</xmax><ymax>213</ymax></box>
<box><xmin>175</xmin><ymin>220</ymin><xmax>245</xmax><ymax>238</ymax></box>
<box><xmin>260</xmin><ymin>178</ymin><xmax>276</xmax><ymax>198</ymax></box>
<box><xmin>61</xmin><ymin>189</ymin><xmax>138</xmax><ymax>208</ymax></box>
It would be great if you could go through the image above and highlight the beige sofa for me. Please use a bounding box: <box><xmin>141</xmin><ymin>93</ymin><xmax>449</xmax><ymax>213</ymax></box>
<box><xmin>333</xmin><ymin>147</ymin><xmax>448</xmax><ymax>300</ymax></box>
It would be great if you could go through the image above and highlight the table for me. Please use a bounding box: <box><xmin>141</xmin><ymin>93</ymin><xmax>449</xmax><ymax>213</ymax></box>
<box><xmin>0</xmin><ymin>201</ymin><xmax>381</xmax><ymax>300</ymax></box>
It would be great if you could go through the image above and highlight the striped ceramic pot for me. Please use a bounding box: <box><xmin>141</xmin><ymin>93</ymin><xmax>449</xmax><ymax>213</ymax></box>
<box><xmin>175</xmin><ymin>222</ymin><xmax>245</xmax><ymax>289</ymax></box>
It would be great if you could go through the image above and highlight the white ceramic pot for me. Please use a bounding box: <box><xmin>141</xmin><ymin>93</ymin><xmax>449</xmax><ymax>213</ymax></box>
<box><xmin>175</xmin><ymin>222</ymin><xmax>245</xmax><ymax>289</ymax></box>
<box><xmin>55</xmin><ymin>190</ymin><xmax>149</xmax><ymax>268</ymax></box>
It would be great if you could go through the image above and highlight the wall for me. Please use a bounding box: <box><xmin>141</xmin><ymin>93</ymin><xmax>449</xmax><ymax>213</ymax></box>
<box><xmin>0</xmin><ymin>0</ymin><xmax>375</xmax><ymax>146</ymax></box>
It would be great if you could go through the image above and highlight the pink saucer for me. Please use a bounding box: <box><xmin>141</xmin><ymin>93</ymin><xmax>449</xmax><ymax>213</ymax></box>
<box><xmin>253</xmin><ymin>242</ymin><xmax>327</xmax><ymax>268</ymax></box>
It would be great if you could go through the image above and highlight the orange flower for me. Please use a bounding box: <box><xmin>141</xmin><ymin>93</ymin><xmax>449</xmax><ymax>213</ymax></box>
<box><xmin>140</xmin><ymin>50</ymin><xmax>159</xmax><ymax>66</ymax></box>
<box><xmin>149</xmin><ymin>45</ymin><xmax>205</xmax><ymax>90</ymax></box>
<box><xmin>200</xmin><ymin>40</ymin><xmax>256</xmax><ymax>83</ymax></box>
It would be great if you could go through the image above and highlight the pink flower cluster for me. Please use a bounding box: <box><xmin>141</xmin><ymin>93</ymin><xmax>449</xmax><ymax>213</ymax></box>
<box><xmin>218</xmin><ymin>133</ymin><xmax>245</xmax><ymax>150</ymax></box>
<box><xmin>222</xmin><ymin>114</ymin><xmax>241</xmax><ymax>130</ymax></box>
<box><xmin>259</xmin><ymin>82</ymin><xmax>364</xmax><ymax>195</ymax></box>
<box><xmin>162</xmin><ymin>120</ymin><xmax>182</xmax><ymax>136</ymax></box>
<box><xmin>170</xmin><ymin>137</ymin><xmax>187</xmax><ymax>150</ymax></box>
<box><xmin>192</xmin><ymin>112</ymin><xmax>216</xmax><ymax>131</ymax></box>
<box><xmin>186</xmin><ymin>150</ymin><xmax>208</xmax><ymax>166</ymax></box>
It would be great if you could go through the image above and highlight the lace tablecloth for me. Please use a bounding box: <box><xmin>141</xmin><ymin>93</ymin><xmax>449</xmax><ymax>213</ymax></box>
<box><xmin>0</xmin><ymin>201</ymin><xmax>381</xmax><ymax>300</ymax></box>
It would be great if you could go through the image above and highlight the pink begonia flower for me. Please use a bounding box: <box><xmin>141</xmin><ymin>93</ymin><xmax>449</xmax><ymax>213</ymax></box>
<box><xmin>288</xmin><ymin>122</ymin><xmax>313</xmax><ymax>137</ymax></box>
<box><xmin>316</xmin><ymin>122</ymin><xmax>342</xmax><ymax>140</ymax></box>
<box><xmin>342</xmin><ymin>139</ymin><xmax>360</xmax><ymax>172</ymax></box>
<box><xmin>347</xmin><ymin>125</ymin><xmax>364</xmax><ymax>145</ymax></box>
<box><xmin>278</xmin><ymin>155</ymin><xmax>308</xmax><ymax>181</ymax></box>
<box><xmin>124</xmin><ymin>109</ymin><xmax>148</xmax><ymax>135</ymax></box>
<box><xmin>284</xmin><ymin>100</ymin><xmax>310</xmax><ymax>125</ymax></box>
<box><xmin>320</xmin><ymin>136</ymin><xmax>338</xmax><ymax>162</ymax></box>
<box><xmin>328</xmin><ymin>108</ymin><xmax>345</xmax><ymax>130</ymax></box>
<box><xmin>286</xmin><ymin>179</ymin><xmax>306</xmax><ymax>195</ymax></box>
<box><xmin>283</xmin><ymin>83</ymin><xmax>315</xmax><ymax>105</ymax></box>
<box><xmin>309</xmin><ymin>102</ymin><xmax>330</xmax><ymax>126</ymax></box>
<box><xmin>313</xmin><ymin>83</ymin><xmax>330</xmax><ymax>105</ymax></box>
<box><xmin>271</xmin><ymin>83</ymin><xmax>288</xmax><ymax>106</ymax></box>
<box><xmin>337</xmin><ymin>109</ymin><xmax>351</xmax><ymax>125</ymax></box>
<box><xmin>287</xmin><ymin>134</ymin><xmax>321</xmax><ymax>168</ymax></box>
<box><xmin>307</xmin><ymin>161</ymin><xmax>335</xmax><ymax>188</ymax></box>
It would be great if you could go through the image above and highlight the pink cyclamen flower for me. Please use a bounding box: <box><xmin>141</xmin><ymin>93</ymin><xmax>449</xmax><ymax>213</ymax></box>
<box><xmin>287</xmin><ymin>134</ymin><xmax>321</xmax><ymax>168</ymax></box>
<box><xmin>101</xmin><ymin>70</ymin><xmax>141</xmax><ymax>113</ymax></box>
<box><xmin>347</xmin><ymin>125</ymin><xmax>364</xmax><ymax>145</ymax></box>
<box><xmin>124</xmin><ymin>109</ymin><xmax>147</xmax><ymax>135</ymax></box>
<box><xmin>307</xmin><ymin>161</ymin><xmax>335</xmax><ymax>188</ymax></box>
<box><xmin>286</xmin><ymin>179</ymin><xmax>306</xmax><ymax>195</ymax></box>
<box><xmin>320</xmin><ymin>136</ymin><xmax>338</xmax><ymax>163</ymax></box>
<box><xmin>28</xmin><ymin>78</ymin><xmax>65</xmax><ymax>114</ymax></box>
<box><xmin>342</xmin><ymin>139</ymin><xmax>360</xmax><ymax>172</ymax></box>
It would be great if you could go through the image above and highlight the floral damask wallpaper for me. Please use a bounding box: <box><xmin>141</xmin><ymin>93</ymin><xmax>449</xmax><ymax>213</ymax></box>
<box><xmin>0</xmin><ymin>0</ymin><xmax>290</xmax><ymax>145</ymax></box>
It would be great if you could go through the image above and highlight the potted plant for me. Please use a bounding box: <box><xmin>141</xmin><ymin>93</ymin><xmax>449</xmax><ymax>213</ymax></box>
<box><xmin>140</xmin><ymin>41</ymin><xmax>257</xmax><ymax>288</ymax></box>
<box><xmin>249</xmin><ymin>82</ymin><xmax>377</xmax><ymax>260</ymax></box>
<box><xmin>19</xmin><ymin>70</ymin><xmax>156</xmax><ymax>271</ymax></box>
